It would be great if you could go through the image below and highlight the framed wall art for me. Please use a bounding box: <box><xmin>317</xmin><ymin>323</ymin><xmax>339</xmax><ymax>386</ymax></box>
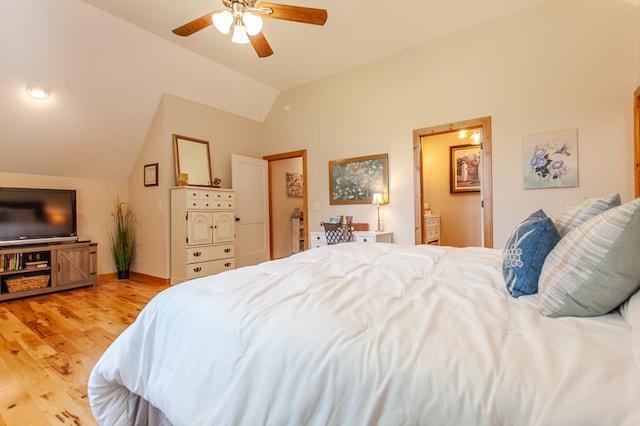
<box><xmin>523</xmin><ymin>128</ymin><xmax>578</xmax><ymax>189</ymax></box>
<box><xmin>144</xmin><ymin>163</ymin><xmax>159</xmax><ymax>187</ymax></box>
<box><xmin>450</xmin><ymin>145</ymin><xmax>481</xmax><ymax>193</ymax></box>
<box><xmin>286</xmin><ymin>172</ymin><xmax>303</xmax><ymax>198</ymax></box>
<box><xmin>329</xmin><ymin>153</ymin><xmax>388</xmax><ymax>205</ymax></box>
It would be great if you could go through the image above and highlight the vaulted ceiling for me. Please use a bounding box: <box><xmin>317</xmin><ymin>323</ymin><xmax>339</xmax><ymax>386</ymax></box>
<box><xmin>0</xmin><ymin>0</ymin><xmax>550</xmax><ymax>181</ymax></box>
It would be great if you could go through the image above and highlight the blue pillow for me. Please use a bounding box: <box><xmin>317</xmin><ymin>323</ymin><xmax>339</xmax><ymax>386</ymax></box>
<box><xmin>503</xmin><ymin>209</ymin><xmax>561</xmax><ymax>298</ymax></box>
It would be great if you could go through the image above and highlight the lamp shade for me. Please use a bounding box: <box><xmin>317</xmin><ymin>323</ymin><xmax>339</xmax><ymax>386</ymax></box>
<box><xmin>231</xmin><ymin>22</ymin><xmax>250</xmax><ymax>44</ymax></box>
<box><xmin>212</xmin><ymin>10</ymin><xmax>233</xmax><ymax>34</ymax></box>
<box><xmin>372</xmin><ymin>193</ymin><xmax>383</xmax><ymax>205</ymax></box>
<box><xmin>242</xmin><ymin>12</ymin><xmax>263</xmax><ymax>36</ymax></box>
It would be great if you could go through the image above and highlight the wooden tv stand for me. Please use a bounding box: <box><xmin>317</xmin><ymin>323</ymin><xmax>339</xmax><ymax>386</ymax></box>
<box><xmin>0</xmin><ymin>241</ymin><xmax>97</xmax><ymax>301</ymax></box>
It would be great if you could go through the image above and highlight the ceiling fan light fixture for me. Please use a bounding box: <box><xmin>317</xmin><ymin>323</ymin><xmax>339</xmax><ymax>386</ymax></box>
<box><xmin>212</xmin><ymin>10</ymin><xmax>233</xmax><ymax>34</ymax></box>
<box><xmin>242</xmin><ymin>12</ymin><xmax>263</xmax><ymax>36</ymax></box>
<box><xmin>231</xmin><ymin>21</ymin><xmax>250</xmax><ymax>44</ymax></box>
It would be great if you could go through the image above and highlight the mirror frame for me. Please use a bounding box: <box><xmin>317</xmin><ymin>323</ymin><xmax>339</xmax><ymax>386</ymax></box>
<box><xmin>172</xmin><ymin>134</ymin><xmax>213</xmax><ymax>187</ymax></box>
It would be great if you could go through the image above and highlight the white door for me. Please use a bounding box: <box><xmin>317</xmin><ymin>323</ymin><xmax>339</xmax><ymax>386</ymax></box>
<box><xmin>231</xmin><ymin>154</ymin><xmax>270</xmax><ymax>267</ymax></box>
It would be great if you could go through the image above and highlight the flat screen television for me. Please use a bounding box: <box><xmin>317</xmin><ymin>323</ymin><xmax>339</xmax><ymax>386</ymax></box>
<box><xmin>0</xmin><ymin>187</ymin><xmax>78</xmax><ymax>247</ymax></box>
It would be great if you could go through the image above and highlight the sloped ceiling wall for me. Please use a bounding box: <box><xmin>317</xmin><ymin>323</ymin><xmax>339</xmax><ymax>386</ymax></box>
<box><xmin>0</xmin><ymin>0</ymin><xmax>278</xmax><ymax>181</ymax></box>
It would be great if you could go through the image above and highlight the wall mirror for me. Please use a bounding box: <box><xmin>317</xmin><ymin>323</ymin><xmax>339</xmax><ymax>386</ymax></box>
<box><xmin>173</xmin><ymin>134</ymin><xmax>213</xmax><ymax>186</ymax></box>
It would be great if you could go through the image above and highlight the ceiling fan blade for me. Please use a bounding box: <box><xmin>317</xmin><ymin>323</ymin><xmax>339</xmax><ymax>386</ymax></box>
<box><xmin>256</xmin><ymin>2</ymin><xmax>328</xmax><ymax>26</ymax></box>
<box><xmin>249</xmin><ymin>32</ymin><xmax>274</xmax><ymax>58</ymax></box>
<box><xmin>172</xmin><ymin>11</ymin><xmax>216</xmax><ymax>36</ymax></box>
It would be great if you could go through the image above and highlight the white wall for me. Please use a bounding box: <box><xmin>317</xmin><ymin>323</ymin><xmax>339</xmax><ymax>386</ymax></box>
<box><xmin>263</xmin><ymin>0</ymin><xmax>640</xmax><ymax>247</ymax></box>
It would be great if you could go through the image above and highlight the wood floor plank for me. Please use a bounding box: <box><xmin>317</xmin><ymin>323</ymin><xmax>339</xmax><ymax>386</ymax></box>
<box><xmin>0</xmin><ymin>306</ymin><xmax>57</xmax><ymax>359</ymax></box>
<box><xmin>0</xmin><ymin>276</ymin><xmax>169</xmax><ymax>425</ymax></box>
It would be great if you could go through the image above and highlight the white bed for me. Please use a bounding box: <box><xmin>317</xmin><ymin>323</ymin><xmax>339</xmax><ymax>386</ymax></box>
<box><xmin>88</xmin><ymin>242</ymin><xmax>640</xmax><ymax>425</ymax></box>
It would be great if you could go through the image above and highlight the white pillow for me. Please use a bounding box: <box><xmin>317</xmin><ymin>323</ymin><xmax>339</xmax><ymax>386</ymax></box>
<box><xmin>620</xmin><ymin>291</ymin><xmax>640</xmax><ymax>371</ymax></box>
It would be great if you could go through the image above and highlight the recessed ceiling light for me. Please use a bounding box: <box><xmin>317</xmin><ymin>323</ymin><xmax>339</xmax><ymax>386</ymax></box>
<box><xmin>26</xmin><ymin>85</ymin><xmax>51</xmax><ymax>100</ymax></box>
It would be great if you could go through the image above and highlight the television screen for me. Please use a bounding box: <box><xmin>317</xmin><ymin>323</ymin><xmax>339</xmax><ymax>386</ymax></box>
<box><xmin>0</xmin><ymin>187</ymin><xmax>77</xmax><ymax>246</ymax></box>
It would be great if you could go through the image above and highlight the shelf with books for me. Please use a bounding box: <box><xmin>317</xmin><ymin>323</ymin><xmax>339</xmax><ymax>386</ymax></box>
<box><xmin>0</xmin><ymin>242</ymin><xmax>96</xmax><ymax>300</ymax></box>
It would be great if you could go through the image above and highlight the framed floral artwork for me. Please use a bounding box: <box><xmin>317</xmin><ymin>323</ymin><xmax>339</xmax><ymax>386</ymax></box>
<box><xmin>329</xmin><ymin>153</ymin><xmax>388</xmax><ymax>205</ymax></box>
<box><xmin>523</xmin><ymin>128</ymin><xmax>578</xmax><ymax>189</ymax></box>
<box><xmin>450</xmin><ymin>145</ymin><xmax>481</xmax><ymax>193</ymax></box>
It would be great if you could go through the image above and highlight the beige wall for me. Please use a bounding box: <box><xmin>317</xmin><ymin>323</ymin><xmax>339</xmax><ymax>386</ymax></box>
<box><xmin>0</xmin><ymin>93</ymin><xmax>266</xmax><ymax>278</ymax></box>
<box><xmin>128</xmin><ymin>94</ymin><xmax>265</xmax><ymax>278</ymax></box>
<box><xmin>263</xmin><ymin>0</ymin><xmax>640</xmax><ymax>247</ymax></box>
<box><xmin>3</xmin><ymin>0</ymin><xmax>639</xmax><ymax>279</ymax></box>
<box><xmin>422</xmin><ymin>133</ymin><xmax>481</xmax><ymax>247</ymax></box>
<box><xmin>270</xmin><ymin>158</ymin><xmax>303</xmax><ymax>259</ymax></box>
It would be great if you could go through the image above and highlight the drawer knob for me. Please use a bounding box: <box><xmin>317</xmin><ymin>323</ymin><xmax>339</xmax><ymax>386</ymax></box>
<box><xmin>224</xmin><ymin>248</ymin><xmax>231</xmax><ymax>253</ymax></box>
<box><xmin>193</xmin><ymin>267</ymin><xmax>202</xmax><ymax>272</ymax></box>
<box><xmin>224</xmin><ymin>262</ymin><xmax>232</xmax><ymax>267</ymax></box>
<box><xmin>193</xmin><ymin>252</ymin><xmax>201</xmax><ymax>257</ymax></box>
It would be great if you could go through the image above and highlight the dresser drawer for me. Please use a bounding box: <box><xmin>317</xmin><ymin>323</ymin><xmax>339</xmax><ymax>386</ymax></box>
<box><xmin>186</xmin><ymin>199</ymin><xmax>235</xmax><ymax>210</ymax></box>
<box><xmin>187</xmin><ymin>244</ymin><xmax>234</xmax><ymax>263</ymax></box>
<box><xmin>309</xmin><ymin>232</ymin><xmax>327</xmax><ymax>248</ymax></box>
<box><xmin>427</xmin><ymin>229</ymin><xmax>440</xmax><ymax>239</ymax></box>
<box><xmin>425</xmin><ymin>218</ymin><xmax>440</xmax><ymax>228</ymax></box>
<box><xmin>186</xmin><ymin>190</ymin><xmax>235</xmax><ymax>210</ymax></box>
<box><xmin>186</xmin><ymin>258</ymin><xmax>235</xmax><ymax>279</ymax></box>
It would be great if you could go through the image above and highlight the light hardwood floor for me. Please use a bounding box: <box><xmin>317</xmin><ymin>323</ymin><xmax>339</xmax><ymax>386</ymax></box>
<box><xmin>0</xmin><ymin>275</ymin><xmax>170</xmax><ymax>425</ymax></box>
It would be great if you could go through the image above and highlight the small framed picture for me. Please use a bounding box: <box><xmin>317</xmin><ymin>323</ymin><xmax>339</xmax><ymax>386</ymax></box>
<box><xmin>144</xmin><ymin>163</ymin><xmax>159</xmax><ymax>187</ymax></box>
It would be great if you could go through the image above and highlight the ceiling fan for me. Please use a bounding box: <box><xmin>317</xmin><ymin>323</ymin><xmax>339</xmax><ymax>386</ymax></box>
<box><xmin>172</xmin><ymin>1</ymin><xmax>328</xmax><ymax>58</ymax></box>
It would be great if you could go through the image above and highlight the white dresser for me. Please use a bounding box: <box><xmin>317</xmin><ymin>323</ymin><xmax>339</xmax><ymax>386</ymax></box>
<box><xmin>170</xmin><ymin>187</ymin><xmax>236</xmax><ymax>285</ymax></box>
<box><xmin>309</xmin><ymin>230</ymin><xmax>393</xmax><ymax>247</ymax></box>
<box><xmin>424</xmin><ymin>214</ymin><xmax>441</xmax><ymax>245</ymax></box>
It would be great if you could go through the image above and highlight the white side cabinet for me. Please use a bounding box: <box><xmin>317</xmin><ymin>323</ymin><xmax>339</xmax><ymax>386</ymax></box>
<box><xmin>424</xmin><ymin>214</ymin><xmax>441</xmax><ymax>245</ymax></box>
<box><xmin>171</xmin><ymin>187</ymin><xmax>236</xmax><ymax>285</ymax></box>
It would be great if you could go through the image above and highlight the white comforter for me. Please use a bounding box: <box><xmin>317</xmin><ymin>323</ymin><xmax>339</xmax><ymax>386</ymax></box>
<box><xmin>88</xmin><ymin>243</ymin><xmax>640</xmax><ymax>425</ymax></box>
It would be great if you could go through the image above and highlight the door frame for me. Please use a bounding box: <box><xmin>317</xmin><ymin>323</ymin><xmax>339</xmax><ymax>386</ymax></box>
<box><xmin>263</xmin><ymin>150</ymin><xmax>308</xmax><ymax>259</ymax></box>
<box><xmin>413</xmin><ymin>116</ymin><xmax>493</xmax><ymax>247</ymax></box>
<box><xmin>634</xmin><ymin>86</ymin><xmax>640</xmax><ymax>198</ymax></box>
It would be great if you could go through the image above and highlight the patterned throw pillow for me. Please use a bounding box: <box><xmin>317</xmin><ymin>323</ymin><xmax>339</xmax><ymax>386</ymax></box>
<box><xmin>503</xmin><ymin>209</ymin><xmax>561</xmax><ymax>298</ymax></box>
<box><xmin>539</xmin><ymin>198</ymin><xmax>640</xmax><ymax>317</ymax></box>
<box><xmin>552</xmin><ymin>193</ymin><xmax>620</xmax><ymax>236</ymax></box>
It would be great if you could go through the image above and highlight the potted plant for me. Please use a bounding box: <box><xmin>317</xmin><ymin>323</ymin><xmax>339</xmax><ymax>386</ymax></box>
<box><xmin>109</xmin><ymin>201</ymin><xmax>136</xmax><ymax>280</ymax></box>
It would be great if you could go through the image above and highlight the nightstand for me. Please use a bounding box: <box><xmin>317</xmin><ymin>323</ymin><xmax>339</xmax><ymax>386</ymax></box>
<box><xmin>424</xmin><ymin>214</ymin><xmax>440</xmax><ymax>245</ymax></box>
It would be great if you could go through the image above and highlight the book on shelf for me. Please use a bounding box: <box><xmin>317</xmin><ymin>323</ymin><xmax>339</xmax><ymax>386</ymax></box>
<box><xmin>0</xmin><ymin>253</ymin><xmax>23</xmax><ymax>272</ymax></box>
<box><xmin>25</xmin><ymin>260</ymin><xmax>49</xmax><ymax>268</ymax></box>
